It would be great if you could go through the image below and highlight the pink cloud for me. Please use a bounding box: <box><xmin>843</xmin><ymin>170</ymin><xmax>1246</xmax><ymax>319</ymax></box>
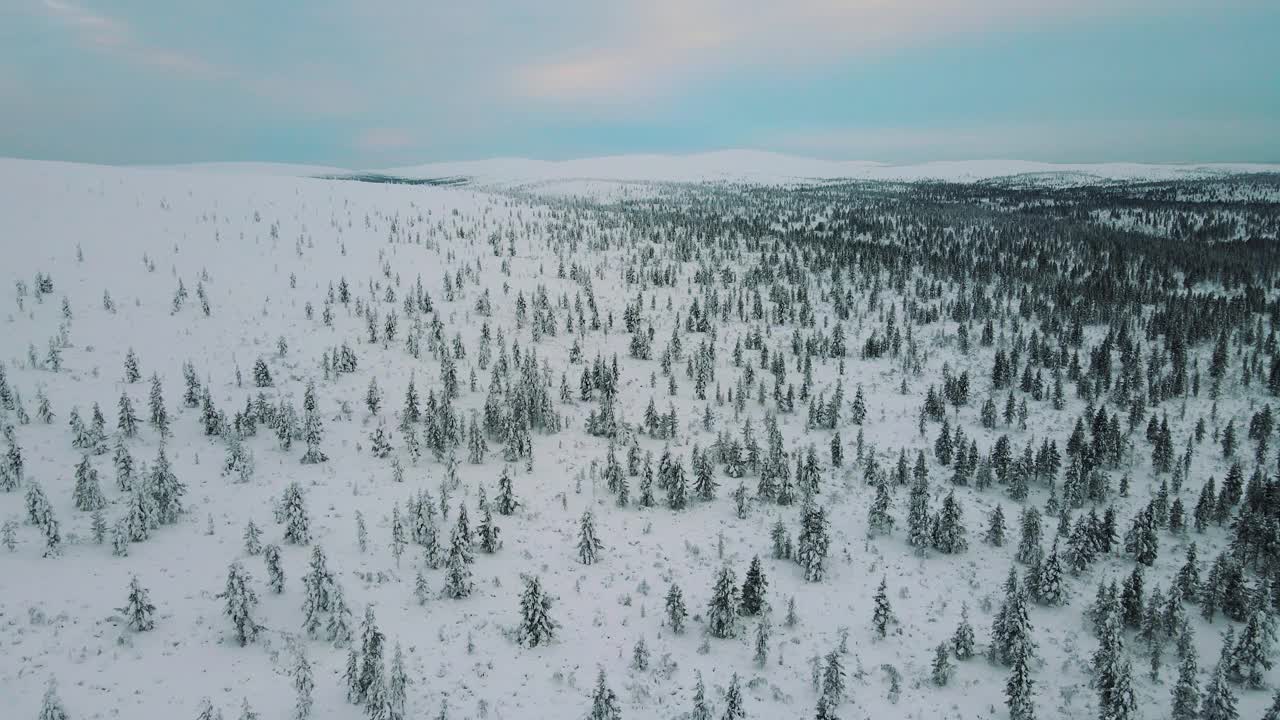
<box><xmin>511</xmin><ymin>0</ymin><xmax>1231</xmax><ymax>105</ymax></box>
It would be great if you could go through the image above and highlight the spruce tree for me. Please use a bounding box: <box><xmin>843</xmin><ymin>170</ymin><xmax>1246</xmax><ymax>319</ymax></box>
<box><xmin>495</xmin><ymin>466</ymin><xmax>519</xmax><ymax>515</ymax></box>
<box><xmin>796</xmin><ymin>503</ymin><xmax>831</xmax><ymax>582</ymax></box>
<box><xmin>1226</xmin><ymin>610</ymin><xmax>1273</xmax><ymax>688</ymax></box>
<box><xmin>38</xmin><ymin>678</ymin><xmax>70</xmax><ymax>720</ymax></box>
<box><xmin>118</xmin><ymin>575</ymin><xmax>156</xmax><ymax>631</ymax></box>
<box><xmin>577</xmin><ymin>510</ymin><xmax>603</xmax><ymax>565</ymax></box>
<box><xmin>588</xmin><ymin>668</ymin><xmax>621</xmax><ymax>720</ymax></box>
<box><xmin>1171</xmin><ymin>645</ymin><xmax>1200</xmax><ymax>720</ymax></box>
<box><xmin>953</xmin><ymin>603</ymin><xmax>975</xmax><ymax>660</ymax></box>
<box><xmin>721</xmin><ymin>673</ymin><xmax>746</xmax><ymax>720</ymax></box>
<box><xmin>443</xmin><ymin>521</ymin><xmax>473</xmax><ymax>599</ymax></box>
<box><xmin>72</xmin><ymin>455</ymin><xmax>106</xmax><ymax>511</ymax></box>
<box><xmin>264</xmin><ymin>544</ymin><xmax>285</xmax><ymax>593</ymax></box>
<box><xmin>517</xmin><ymin>575</ymin><xmax>558</xmax><ymax>647</ymax></box>
<box><xmin>357</xmin><ymin>606</ymin><xmax>385</xmax><ymax>707</ymax></box>
<box><xmin>690</xmin><ymin>672</ymin><xmax>712</xmax><ymax>720</ymax></box>
<box><xmin>740</xmin><ymin>555</ymin><xmax>768</xmax><ymax>615</ymax></box>
<box><xmin>280</xmin><ymin>481</ymin><xmax>311</xmax><ymax>545</ymax></box>
<box><xmin>707</xmin><ymin>565</ymin><xmax>741</xmax><ymax>639</ymax></box>
<box><xmin>387</xmin><ymin>642</ymin><xmax>408</xmax><ymax>720</ymax></box>
<box><xmin>872</xmin><ymin>576</ymin><xmax>895</xmax><ymax>638</ymax></box>
<box><xmin>1005</xmin><ymin>644</ymin><xmax>1036</xmax><ymax>720</ymax></box>
<box><xmin>243</xmin><ymin>520</ymin><xmax>262</xmax><ymax>556</ymax></box>
<box><xmin>932</xmin><ymin>642</ymin><xmax>954</xmax><ymax>686</ymax></box>
<box><xmin>300</xmin><ymin>382</ymin><xmax>327</xmax><ymax>464</ymax></box>
<box><xmin>665</xmin><ymin>584</ymin><xmax>687</xmax><ymax>633</ymax></box>
<box><xmin>1202</xmin><ymin>644</ymin><xmax>1238</xmax><ymax>720</ymax></box>
<box><xmin>220</xmin><ymin>561</ymin><xmax>259</xmax><ymax>646</ymax></box>
<box><xmin>986</xmin><ymin>504</ymin><xmax>1007</xmax><ymax>546</ymax></box>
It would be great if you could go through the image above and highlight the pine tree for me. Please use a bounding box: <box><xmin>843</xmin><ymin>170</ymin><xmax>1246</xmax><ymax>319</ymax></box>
<box><xmin>517</xmin><ymin>575</ymin><xmax>558</xmax><ymax>647</ymax></box>
<box><xmin>1202</xmin><ymin>645</ymin><xmax>1238</xmax><ymax>720</ymax></box>
<box><xmin>872</xmin><ymin>576</ymin><xmax>895</xmax><ymax>638</ymax></box>
<box><xmin>665</xmin><ymin>584</ymin><xmax>687</xmax><ymax>633</ymax></box>
<box><xmin>149</xmin><ymin>443</ymin><xmax>184</xmax><ymax>524</ymax></box>
<box><xmin>72</xmin><ymin>455</ymin><xmax>106</xmax><ymax>511</ymax></box>
<box><xmin>986</xmin><ymin>504</ymin><xmax>1007</xmax><ymax>546</ymax></box>
<box><xmin>1005</xmin><ymin>644</ymin><xmax>1036</xmax><ymax>720</ymax></box>
<box><xmin>38</xmin><ymin>678</ymin><xmax>70</xmax><ymax>720</ymax></box>
<box><xmin>476</xmin><ymin>502</ymin><xmax>501</xmax><ymax>553</ymax></box>
<box><xmin>953</xmin><ymin>603</ymin><xmax>975</xmax><ymax>660</ymax></box>
<box><xmin>740</xmin><ymin>555</ymin><xmax>768</xmax><ymax>615</ymax></box>
<box><xmin>1171</xmin><ymin>646</ymin><xmax>1200</xmax><ymax>720</ymax></box>
<box><xmin>576</xmin><ymin>510</ymin><xmax>603</xmax><ymax>564</ymax></box>
<box><xmin>195</xmin><ymin>697</ymin><xmax>218</xmax><ymax>720</ymax></box>
<box><xmin>148</xmin><ymin>373</ymin><xmax>168</xmax><ymax>437</ymax></box>
<box><xmin>443</xmin><ymin>520</ymin><xmax>473</xmax><ymax>599</ymax></box>
<box><xmin>796</xmin><ymin>503</ymin><xmax>831</xmax><ymax>582</ymax></box>
<box><xmin>1227</xmin><ymin>610</ymin><xmax>1274</xmax><ymax>688</ymax></box>
<box><xmin>721</xmin><ymin>672</ymin><xmax>746</xmax><ymax>720</ymax></box>
<box><xmin>118</xmin><ymin>574</ymin><xmax>156</xmax><ymax>631</ymax></box>
<box><xmin>264</xmin><ymin>544</ymin><xmax>285</xmax><ymax>593</ymax></box>
<box><xmin>495</xmin><ymin>466</ymin><xmax>519</xmax><ymax>515</ymax></box>
<box><xmin>707</xmin><ymin>565</ymin><xmax>741</xmax><ymax>639</ymax></box>
<box><xmin>906</xmin><ymin>474</ymin><xmax>931</xmax><ymax>553</ymax></box>
<box><xmin>690</xmin><ymin>672</ymin><xmax>712</xmax><ymax>720</ymax></box>
<box><xmin>243</xmin><ymin>520</ymin><xmax>262</xmax><ymax>556</ymax></box>
<box><xmin>386</xmin><ymin>642</ymin><xmax>408</xmax><ymax>720</ymax></box>
<box><xmin>859</xmin><ymin>479</ymin><xmax>891</xmax><ymax>538</ymax></box>
<box><xmin>220</xmin><ymin>561</ymin><xmax>259</xmax><ymax>646</ymax></box>
<box><xmin>932</xmin><ymin>642</ymin><xmax>954</xmax><ymax>686</ymax></box>
<box><xmin>589</xmin><ymin>668</ymin><xmax>621</xmax><ymax>720</ymax></box>
<box><xmin>280</xmin><ymin>481</ymin><xmax>311</xmax><ymax>544</ymax></box>
<box><xmin>300</xmin><ymin>382</ymin><xmax>327</xmax><ymax>464</ymax></box>
<box><xmin>357</xmin><ymin>606</ymin><xmax>385</xmax><ymax>707</ymax></box>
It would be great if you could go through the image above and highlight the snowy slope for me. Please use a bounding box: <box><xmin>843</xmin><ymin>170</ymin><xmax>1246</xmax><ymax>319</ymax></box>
<box><xmin>380</xmin><ymin>150</ymin><xmax>1280</xmax><ymax>187</ymax></box>
<box><xmin>0</xmin><ymin>157</ymin><xmax>1276</xmax><ymax>720</ymax></box>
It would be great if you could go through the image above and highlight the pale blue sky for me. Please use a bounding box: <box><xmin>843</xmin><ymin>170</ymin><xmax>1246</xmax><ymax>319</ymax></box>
<box><xmin>2</xmin><ymin>0</ymin><xmax>1277</xmax><ymax>166</ymax></box>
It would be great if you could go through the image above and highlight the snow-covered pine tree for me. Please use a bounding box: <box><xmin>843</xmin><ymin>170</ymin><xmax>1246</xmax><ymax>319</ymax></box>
<box><xmin>72</xmin><ymin>455</ymin><xmax>106</xmax><ymax>511</ymax></box>
<box><xmin>796</xmin><ymin>503</ymin><xmax>830</xmax><ymax>582</ymax></box>
<box><xmin>220</xmin><ymin>560</ymin><xmax>259</xmax><ymax>646</ymax></box>
<box><xmin>300</xmin><ymin>382</ymin><xmax>327</xmax><ymax>464</ymax></box>
<box><xmin>577</xmin><ymin>510</ymin><xmax>603</xmax><ymax>565</ymax></box>
<box><xmin>588</xmin><ymin>668</ymin><xmax>621</xmax><ymax>720</ymax></box>
<box><xmin>118</xmin><ymin>574</ymin><xmax>156</xmax><ymax>631</ymax></box>
<box><xmin>872</xmin><ymin>576</ymin><xmax>895</xmax><ymax>638</ymax></box>
<box><xmin>243</xmin><ymin>519</ymin><xmax>262</xmax><ymax>555</ymax></box>
<box><xmin>443</xmin><ymin>521</ymin><xmax>473</xmax><ymax>599</ymax></box>
<box><xmin>932</xmin><ymin>642</ymin><xmax>954</xmax><ymax>685</ymax></box>
<box><xmin>665</xmin><ymin>584</ymin><xmax>687</xmax><ymax>633</ymax></box>
<box><xmin>38</xmin><ymin>677</ymin><xmax>70</xmax><ymax>720</ymax></box>
<box><xmin>740</xmin><ymin>554</ymin><xmax>768</xmax><ymax>616</ymax></box>
<box><xmin>952</xmin><ymin>603</ymin><xmax>975</xmax><ymax>660</ymax></box>
<box><xmin>722</xmin><ymin>672</ymin><xmax>746</xmax><ymax>719</ymax></box>
<box><xmin>517</xmin><ymin>575</ymin><xmax>558</xmax><ymax>647</ymax></box>
<box><xmin>280</xmin><ymin>481</ymin><xmax>311</xmax><ymax>544</ymax></box>
<box><xmin>264</xmin><ymin>544</ymin><xmax>285</xmax><ymax>593</ymax></box>
<box><xmin>356</xmin><ymin>606</ymin><xmax>385</xmax><ymax>706</ymax></box>
<box><xmin>707</xmin><ymin>565</ymin><xmax>741</xmax><ymax>639</ymax></box>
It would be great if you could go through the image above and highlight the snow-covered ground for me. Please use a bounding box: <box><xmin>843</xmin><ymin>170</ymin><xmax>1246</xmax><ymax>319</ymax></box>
<box><xmin>0</xmin><ymin>157</ymin><xmax>1276</xmax><ymax>720</ymax></box>
<box><xmin>380</xmin><ymin>150</ymin><xmax>1280</xmax><ymax>188</ymax></box>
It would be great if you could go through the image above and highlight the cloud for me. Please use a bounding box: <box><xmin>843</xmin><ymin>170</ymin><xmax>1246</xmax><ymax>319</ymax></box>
<box><xmin>510</xmin><ymin>0</ymin><xmax>1232</xmax><ymax>106</ymax></box>
<box><xmin>354</xmin><ymin>127</ymin><xmax>416</xmax><ymax>152</ymax></box>
<box><xmin>40</xmin><ymin>0</ymin><xmax>226</xmax><ymax>79</ymax></box>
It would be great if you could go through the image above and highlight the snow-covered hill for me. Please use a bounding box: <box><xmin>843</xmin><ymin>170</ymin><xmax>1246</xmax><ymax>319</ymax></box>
<box><xmin>380</xmin><ymin>150</ymin><xmax>1280</xmax><ymax>187</ymax></box>
<box><xmin>1</xmin><ymin>157</ymin><xmax>1277</xmax><ymax>720</ymax></box>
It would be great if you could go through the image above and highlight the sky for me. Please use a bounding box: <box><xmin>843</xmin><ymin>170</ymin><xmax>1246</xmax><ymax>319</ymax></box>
<box><xmin>2</xmin><ymin>0</ymin><xmax>1278</xmax><ymax>167</ymax></box>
